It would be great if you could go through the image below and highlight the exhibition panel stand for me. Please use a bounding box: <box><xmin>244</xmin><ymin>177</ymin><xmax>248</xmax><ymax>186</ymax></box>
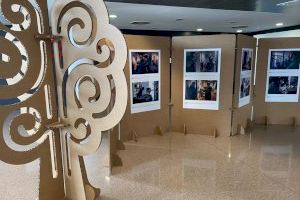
<box><xmin>231</xmin><ymin>35</ymin><xmax>257</xmax><ymax>135</ymax></box>
<box><xmin>117</xmin><ymin>35</ymin><xmax>171</xmax><ymax>140</ymax></box>
<box><xmin>254</xmin><ymin>37</ymin><xmax>300</xmax><ymax>126</ymax></box>
<box><xmin>171</xmin><ymin>35</ymin><xmax>236</xmax><ymax>137</ymax></box>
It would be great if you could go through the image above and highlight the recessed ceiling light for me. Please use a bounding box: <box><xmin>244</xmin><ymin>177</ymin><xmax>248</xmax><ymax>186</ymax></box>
<box><xmin>276</xmin><ymin>22</ymin><xmax>284</xmax><ymax>27</ymax></box>
<box><xmin>109</xmin><ymin>14</ymin><xmax>118</xmax><ymax>19</ymax></box>
<box><xmin>236</xmin><ymin>29</ymin><xmax>243</xmax><ymax>33</ymax></box>
<box><xmin>196</xmin><ymin>28</ymin><xmax>203</xmax><ymax>32</ymax></box>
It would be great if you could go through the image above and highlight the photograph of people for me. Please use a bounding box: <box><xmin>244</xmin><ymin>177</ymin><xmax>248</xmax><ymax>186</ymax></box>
<box><xmin>270</xmin><ymin>51</ymin><xmax>300</xmax><ymax>70</ymax></box>
<box><xmin>185</xmin><ymin>80</ymin><xmax>218</xmax><ymax>101</ymax></box>
<box><xmin>268</xmin><ymin>76</ymin><xmax>298</xmax><ymax>94</ymax></box>
<box><xmin>186</xmin><ymin>50</ymin><xmax>219</xmax><ymax>73</ymax></box>
<box><xmin>131</xmin><ymin>51</ymin><xmax>159</xmax><ymax>74</ymax></box>
<box><xmin>242</xmin><ymin>49</ymin><xmax>253</xmax><ymax>71</ymax></box>
<box><xmin>240</xmin><ymin>77</ymin><xmax>251</xmax><ymax>98</ymax></box>
<box><xmin>197</xmin><ymin>80</ymin><xmax>218</xmax><ymax>101</ymax></box>
<box><xmin>132</xmin><ymin>81</ymin><xmax>159</xmax><ymax>104</ymax></box>
<box><xmin>185</xmin><ymin>80</ymin><xmax>197</xmax><ymax>100</ymax></box>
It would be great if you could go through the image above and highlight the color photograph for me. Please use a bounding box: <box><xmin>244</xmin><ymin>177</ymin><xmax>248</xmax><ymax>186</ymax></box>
<box><xmin>268</xmin><ymin>76</ymin><xmax>298</xmax><ymax>94</ymax></box>
<box><xmin>270</xmin><ymin>50</ymin><xmax>300</xmax><ymax>70</ymax></box>
<box><xmin>131</xmin><ymin>51</ymin><xmax>160</xmax><ymax>74</ymax></box>
<box><xmin>185</xmin><ymin>80</ymin><xmax>217</xmax><ymax>101</ymax></box>
<box><xmin>132</xmin><ymin>81</ymin><xmax>159</xmax><ymax>104</ymax></box>
<box><xmin>186</xmin><ymin>50</ymin><xmax>219</xmax><ymax>73</ymax></box>
<box><xmin>242</xmin><ymin>49</ymin><xmax>253</xmax><ymax>71</ymax></box>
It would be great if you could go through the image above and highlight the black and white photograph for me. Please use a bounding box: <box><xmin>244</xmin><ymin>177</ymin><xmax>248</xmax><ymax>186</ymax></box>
<box><xmin>270</xmin><ymin>50</ymin><xmax>300</xmax><ymax>70</ymax></box>
<box><xmin>185</xmin><ymin>50</ymin><xmax>220</xmax><ymax>73</ymax></box>
<box><xmin>185</xmin><ymin>80</ymin><xmax>218</xmax><ymax>101</ymax></box>
<box><xmin>132</xmin><ymin>81</ymin><xmax>159</xmax><ymax>104</ymax></box>
<box><xmin>242</xmin><ymin>49</ymin><xmax>253</xmax><ymax>71</ymax></box>
<box><xmin>268</xmin><ymin>76</ymin><xmax>298</xmax><ymax>95</ymax></box>
<box><xmin>240</xmin><ymin>77</ymin><xmax>251</xmax><ymax>98</ymax></box>
<box><xmin>131</xmin><ymin>51</ymin><xmax>160</xmax><ymax>74</ymax></box>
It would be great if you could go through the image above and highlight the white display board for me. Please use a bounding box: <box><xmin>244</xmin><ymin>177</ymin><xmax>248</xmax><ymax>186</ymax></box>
<box><xmin>129</xmin><ymin>49</ymin><xmax>161</xmax><ymax>113</ymax></box>
<box><xmin>183</xmin><ymin>49</ymin><xmax>221</xmax><ymax>110</ymax></box>
<box><xmin>239</xmin><ymin>48</ymin><xmax>253</xmax><ymax>108</ymax></box>
<box><xmin>265</xmin><ymin>49</ymin><xmax>300</xmax><ymax>102</ymax></box>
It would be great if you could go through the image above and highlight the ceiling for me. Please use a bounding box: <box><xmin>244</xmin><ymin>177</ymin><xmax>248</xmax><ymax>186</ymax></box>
<box><xmin>13</xmin><ymin>0</ymin><xmax>299</xmax><ymax>33</ymax></box>
<box><xmin>105</xmin><ymin>0</ymin><xmax>300</xmax><ymax>14</ymax></box>
<box><xmin>106</xmin><ymin>2</ymin><xmax>300</xmax><ymax>33</ymax></box>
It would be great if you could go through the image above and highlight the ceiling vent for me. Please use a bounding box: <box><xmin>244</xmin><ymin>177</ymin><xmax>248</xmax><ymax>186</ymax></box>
<box><xmin>231</xmin><ymin>25</ymin><xmax>248</xmax><ymax>29</ymax></box>
<box><xmin>130</xmin><ymin>21</ymin><xmax>151</xmax><ymax>25</ymax></box>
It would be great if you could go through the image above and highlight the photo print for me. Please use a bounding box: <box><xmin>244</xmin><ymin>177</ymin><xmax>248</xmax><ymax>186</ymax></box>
<box><xmin>186</xmin><ymin>50</ymin><xmax>220</xmax><ymax>73</ymax></box>
<box><xmin>270</xmin><ymin>50</ymin><xmax>300</xmax><ymax>70</ymax></box>
<box><xmin>132</xmin><ymin>81</ymin><xmax>159</xmax><ymax>104</ymax></box>
<box><xmin>265</xmin><ymin>49</ymin><xmax>300</xmax><ymax>102</ymax></box>
<box><xmin>131</xmin><ymin>51</ymin><xmax>160</xmax><ymax>74</ymax></box>
<box><xmin>184</xmin><ymin>48</ymin><xmax>221</xmax><ymax>110</ymax></box>
<box><xmin>266</xmin><ymin>76</ymin><xmax>299</xmax><ymax>102</ymax></box>
<box><xmin>186</xmin><ymin>80</ymin><xmax>217</xmax><ymax>101</ymax></box>
<box><xmin>242</xmin><ymin>49</ymin><xmax>253</xmax><ymax>71</ymax></box>
<box><xmin>239</xmin><ymin>48</ymin><xmax>253</xmax><ymax>107</ymax></box>
<box><xmin>130</xmin><ymin>49</ymin><xmax>161</xmax><ymax>113</ymax></box>
<box><xmin>185</xmin><ymin>80</ymin><xmax>219</xmax><ymax>109</ymax></box>
<box><xmin>240</xmin><ymin>77</ymin><xmax>251</xmax><ymax>98</ymax></box>
<box><xmin>268</xmin><ymin>76</ymin><xmax>298</xmax><ymax>95</ymax></box>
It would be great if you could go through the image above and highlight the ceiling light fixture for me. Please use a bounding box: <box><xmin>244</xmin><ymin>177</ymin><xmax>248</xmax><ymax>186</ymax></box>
<box><xmin>277</xmin><ymin>0</ymin><xmax>299</xmax><ymax>6</ymax></box>
<box><xmin>196</xmin><ymin>28</ymin><xmax>203</xmax><ymax>32</ymax></box>
<box><xmin>109</xmin><ymin>14</ymin><xmax>118</xmax><ymax>19</ymax></box>
<box><xmin>236</xmin><ymin>29</ymin><xmax>243</xmax><ymax>33</ymax></box>
<box><xmin>276</xmin><ymin>22</ymin><xmax>284</xmax><ymax>27</ymax></box>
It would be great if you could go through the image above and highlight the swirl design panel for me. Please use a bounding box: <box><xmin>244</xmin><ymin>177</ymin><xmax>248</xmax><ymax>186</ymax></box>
<box><xmin>51</xmin><ymin>0</ymin><xmax>128</xmax><ymax>199</ymax></box>
<box><xmin>0</xmin><ymin>0</ymin><xmax>63</xmax><ymax>199</ymax></box>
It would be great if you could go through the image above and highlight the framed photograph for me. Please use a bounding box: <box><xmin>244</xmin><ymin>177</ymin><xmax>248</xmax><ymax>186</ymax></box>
<box><xmin>130</xmin><ymin>50</ymin><xmax>160</xmax><ymax>75</ymax></box>
<box><xmin>129</xmin><ymin>49</ymin><xmax>161</xmax><ymax>113</ymax></box>
<box><xmin>269</xmin><ymin>50</ymin><xmax>300</xmax><ymax>70</ymax></box>
<box><xmin>183</xmin><ymin>49</ymin><xmax>221</xmax><ymax>110</ymax></box>
<box><xmin>266</xmin><ymin>76</ymin><xmax>299</xmax><ymax>102</ymax></box>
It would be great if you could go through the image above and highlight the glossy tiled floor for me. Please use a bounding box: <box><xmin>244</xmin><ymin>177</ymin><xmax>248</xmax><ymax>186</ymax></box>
<box><xmin>98</xmin><ymin>125</ymin><xmax>300</xmax><ymax>200</ymax></box>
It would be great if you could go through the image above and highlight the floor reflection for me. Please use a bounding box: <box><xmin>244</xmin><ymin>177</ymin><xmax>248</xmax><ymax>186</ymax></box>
<box><xmin>99</xmin><ymin>125</ymin><xmax>300</xmax><ymax>200</ymax></box>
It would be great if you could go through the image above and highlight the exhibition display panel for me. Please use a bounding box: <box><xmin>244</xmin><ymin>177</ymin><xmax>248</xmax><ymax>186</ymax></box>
<box><xmin>172</xmin><ymin>35</ymin><xmax>236</xmax><ymax>136</ymax></box>
<box><xmin>231</xmin><ymin>35</ymin><xmax>256</xmax><ymax>135</ymax></box>
<box><xmin>119</xmin><ymin>35</ymin><xmax>171</xmax><ymax>140</ymax></box>
<box><xmin>254</xmin><ymin>38</ymin><xmax>300</xmax><ymax>125</ymax></box>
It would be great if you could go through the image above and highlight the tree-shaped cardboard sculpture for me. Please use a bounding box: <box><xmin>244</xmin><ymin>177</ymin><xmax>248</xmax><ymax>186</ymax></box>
<box><xmin>0</xmin><ymin>0</ymin><xmax>64</xmax><ymax>199</ymax></box>
<box><xmin>51</xmin><ymin>0</ymin><xmax>128</xmax><ymax>199</ymax></box>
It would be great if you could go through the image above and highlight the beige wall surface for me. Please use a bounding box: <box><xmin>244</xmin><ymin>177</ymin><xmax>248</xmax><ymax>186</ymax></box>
<box><xmin>120</xmin><ymin>35</ymin><xmax>171</xmax><ymax>141</ymax></box>
<box><xmin>171</xmin><ymin>35</ymin><xmax>236</xmax><ymax>137</ymax></box>
<box><xmin>254</xmin><ymin>37</ymin><xmax>300</xmax><ymax>125</ymax></box>
<box><xmin>231</xmin><ymin>35</ymin><xmax>257</xmax><ymax>135</ymax></box>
